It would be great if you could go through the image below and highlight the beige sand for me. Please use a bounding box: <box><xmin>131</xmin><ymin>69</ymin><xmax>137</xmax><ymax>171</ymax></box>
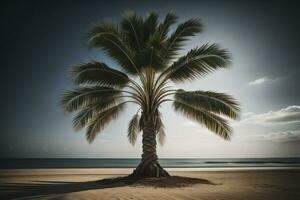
<box><xmin>0</xmin><ymin>168</ymin><xmax>299</xmax><ymax>200</ymax></box>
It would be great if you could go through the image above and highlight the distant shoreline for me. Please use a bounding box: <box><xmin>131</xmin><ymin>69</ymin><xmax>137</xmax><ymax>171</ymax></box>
<box><xmin>1</xmin><ymin>158</ymin><xmax>300</xmax><ymax>169</ymax></box>
<box><xmin>1</xmin><ymin>167</ymin><xmax>300</xmax><ymax>172</ymax></box>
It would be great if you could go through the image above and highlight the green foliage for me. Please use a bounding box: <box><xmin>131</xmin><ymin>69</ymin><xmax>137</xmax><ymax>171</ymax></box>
<box><xmin>72</xmin><ymin>99</ymin><xmax>119</xmax><ymax>131</ymax></box>
<box><xmin>127</xmin><ymin>113</ymin><xmax>140</xmax><ymax>145</ymax></box>
<box><xmin>157</xmin><ymin>127</ymin><xmax>166</xmax><ymax>146</ymax></box>
<box><xmin>61</xmin><ymin>11</ymin><xmax>240</xmax><ymax>144</ymax></box>
<box><xmin>167</xmin><ymin>18</ymin><xmax>202</xmax><ymax>58</ymax></box>
<box><xmin>156</xmin><ymin>114</ymin><xmax>166</xmax><ymax>146</ymax></box>
<box><xmin>173</xmin><ymin>100</ymin><xmax>232</xmax><ymax>140</ymax></box>
<box><xmin>175</xmin><ymin>90</ymin><xmax>240</xmax><ymax>119</ymax></box>
<box><xmin>72</xmin><ymin>62</ymin><xmax>129</xmax><ymax>87</ymax></box>
<box><xmin>121</xmin><ymin>12</ymin><xmax>145</xmax><ymax>51</ymax></box>
<box><xmin>168</xmin><ymin>43</ymin><xmax>231</xmax><ymax>82</ymax></box>
<box><xmin>86</xmin><ymin>103</ymin><xmax>126</xmax><ymax>143</ymax></box>
<box><xmin>87</xmin><ymin>22</ymin><xmax>138</xmax><ymax>75</ymax></box>
<box><xmin>158</xmin><ymin>12</ymin><xmax>178</xmax><ymax>40</ymax></box>
<box><xmin>60</xmin><ymin>86</ymin><xmax>121</xmax><ymax>113</ymax></box>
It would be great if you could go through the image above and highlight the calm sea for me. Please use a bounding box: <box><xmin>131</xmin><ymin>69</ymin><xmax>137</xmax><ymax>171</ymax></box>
<box><xmin>1</xmin><ymin>158</ymin><xmax>300</xmax><ymax>169</ymax></box>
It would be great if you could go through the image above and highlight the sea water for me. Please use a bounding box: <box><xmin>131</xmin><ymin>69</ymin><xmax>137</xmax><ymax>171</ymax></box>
<box><xmin>1</xmin><ymin>158</ymin><xmax>300</xmax><ymax>169</ymax></box>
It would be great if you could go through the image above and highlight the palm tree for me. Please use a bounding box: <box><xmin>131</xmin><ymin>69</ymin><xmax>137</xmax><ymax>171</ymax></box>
<box><xmin>61</xmin><ymin>11</ymin><xmax>240</xmax><ymax>178</ymax></box>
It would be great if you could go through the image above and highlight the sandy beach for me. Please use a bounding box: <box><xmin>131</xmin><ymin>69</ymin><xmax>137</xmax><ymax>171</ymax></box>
<box><xmin>0</xmin><ymin>168</ymin><xmax>299</xmax><ymax>200</ymax></box>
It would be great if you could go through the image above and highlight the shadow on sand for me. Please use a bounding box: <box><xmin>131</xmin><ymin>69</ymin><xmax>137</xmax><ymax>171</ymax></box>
<box><xmin>0</xmin><ymin>176</ymin><xmax>214</xmax><ymax>199</ymax></box>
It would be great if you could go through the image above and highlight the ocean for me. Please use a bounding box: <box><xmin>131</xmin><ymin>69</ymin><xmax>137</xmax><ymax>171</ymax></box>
<box><xmin>1</xmin><ymin>158</ymin><xmax>300</xmax><ymax>169</ymax></box>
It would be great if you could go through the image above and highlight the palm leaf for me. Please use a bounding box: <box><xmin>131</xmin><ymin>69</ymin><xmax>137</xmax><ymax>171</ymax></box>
<box><xmin>168</xmin><ymin>43</ymin><xmax>231</xmax><ymax>82</ymax></box>
<box><xmin>143</xmin><ymin>12</ymin><xmax>159</xmax><ymax>41</ymax></box>
<box><xmin>173</xmin><ymin>100</ymin><xmax>232</xmax><ymax>140</ymax></box>
<box><xmin>121</xmin><ymin>12</ymin><xmax>144</xmax><ymax>51</ymax></box>
<box><xmin>86</xmin><ymin>102</ymin><xmax>126</xmax><ymax>143</ymax></box>
<box><xmin>167</xmin><ymin>18</ymin><xmax>202</xmax><ymax>58</ymax></box>
<box><xmin>72</xmin><ymin>61</ymin><xmax>129</xmax><ymax>87</ymax></box>
<box><xmin>140</xmin><ymin>12</ymin><xmax>178</xmax><ymax>70</ymax></box>
<box><xmin>60</xmin><ymin>86</ymin><xmax>121</xmax><ymax>113</ymax></box>
<box><xmin>175</xmin><ymin>89</ymin><xmax>240</xmax><ymax>119</ymax></box>
<box><xmin>158</xmin><ymin>12</ymin><xmax>178</xmax><ymax>39</ymax></box>
<box><xmin>157</xmin><ymin>127</ymin><xmax>166</xmax><ymax>146</ymax></box>
<box><xmin>72</xmin><ymin>98</ymin><xmax>120</xmax><ymax>131</ymax></box>
<box><xmin>156</xmin><ymin>116</ymin><xmax>166</xmax><ymax>146</ymax></box>
<box><xmin>121</xmin><ymin>12</ymin><xmax>167</xmax><ymax>71</ymax></box>
<box><xmin>153</xmin><ymin>111</ymin><xmax>166</xmax><ymax>146</ymax></box>
<box><xmin>127</xmin><ymin>113</ymin><xmax>140</xmax><ymax>145</ymax></box>
<box><xmin>87</xmin><ymin>22</ymin><xmax>138</xmax><ymax>75</ymax></box>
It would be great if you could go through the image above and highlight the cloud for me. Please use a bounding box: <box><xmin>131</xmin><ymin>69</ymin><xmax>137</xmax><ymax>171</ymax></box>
<box><xmin>178</xmin><ymin>106</ymin><xmax>300</xmax><ymax>145</ymax></box>
<box><xmin>248</xmin><ymin>76</ymin><xmax>279</xmax><ymax>86</ymax></box>
<box><xmin>244</xmin><ymin>130</ymin><xmax>300</xmax><ymax>143</ymax></box>
<box><xmin>181</xmin><ymin>106</ymin><xmax>300</xmax><ymax>127</ymax></box>
<box><xmin>242</xmin><ymin>105</ymin><xmax>300</xmax><ymax>124</ymax></box>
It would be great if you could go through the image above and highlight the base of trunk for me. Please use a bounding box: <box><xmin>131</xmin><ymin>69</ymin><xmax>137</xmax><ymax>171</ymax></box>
<box><xmin>130</xmin><ymin>161</ymin><xmax>170</xmax><ymax>178</ymax></box>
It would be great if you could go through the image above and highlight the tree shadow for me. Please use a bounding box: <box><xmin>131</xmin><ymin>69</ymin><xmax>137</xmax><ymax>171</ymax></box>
<box><xmin>0</xmin><ymin>176</ymin><xmax>214</xmax><ymax>199</ymax></box>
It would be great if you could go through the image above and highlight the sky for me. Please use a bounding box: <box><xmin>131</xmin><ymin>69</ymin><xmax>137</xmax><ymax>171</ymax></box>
<box><xmin>0</xmin><ymin>0</ymin><xmax>300</xmax><ymax>158</ymax></box>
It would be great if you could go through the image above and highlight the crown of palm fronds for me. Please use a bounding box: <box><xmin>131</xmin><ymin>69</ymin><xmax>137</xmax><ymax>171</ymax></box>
<box><xmin>60</xmin><ymin>11</ymin><xmax>240</xmax><ymax>144</ymax></box>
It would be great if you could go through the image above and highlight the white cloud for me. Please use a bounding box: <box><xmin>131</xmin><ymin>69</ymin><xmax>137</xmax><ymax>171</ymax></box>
<box><xmin>248</xmin><ymin>76</ymin><xmax>279</xmax><ymax>86</ymax></box>
<box><xmin>242</xmin><ymin>105</ymin><xmax>300</xmax><ymax>124</ymax></box>
<box><xmin>243</xmin><ymin>130</ymin><xmax>300</xmax><ymax>143</ymax></box>
<box><xmin>174</xmin><ymin>106</ymin><xmax>300</xmax><ymax>151</ymax></box>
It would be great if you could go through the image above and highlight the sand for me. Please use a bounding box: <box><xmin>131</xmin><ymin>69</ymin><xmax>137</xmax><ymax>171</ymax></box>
<box><xmin>0</xmin><ymin>168</ymin><xmax>299</xmax><ymax>200</ymax></box>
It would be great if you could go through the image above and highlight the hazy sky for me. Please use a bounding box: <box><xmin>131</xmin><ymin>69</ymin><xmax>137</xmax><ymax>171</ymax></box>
<box><xmin>1</xmin><ymin>0</ymin><xmax>300</xmax><ymax>158</ymax></box>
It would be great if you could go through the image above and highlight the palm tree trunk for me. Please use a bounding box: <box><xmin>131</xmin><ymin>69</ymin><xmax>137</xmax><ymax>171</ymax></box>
<box><xmin>132</xmin><ymin>115</ymin><xmax>169</xmax><ymax>178</ymax></box>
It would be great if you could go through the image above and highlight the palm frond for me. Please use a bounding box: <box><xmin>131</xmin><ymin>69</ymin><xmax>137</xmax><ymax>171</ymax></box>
<box><xmin>143</xmin><ymin>12</ymin><xmax>159</xmax><ymax>41</ymax></box>
<box><xmin>87</xmin><ymin>22</ymin><xmax>138</xmax><ymax>75</ymax></box>
<box><xmin>72</xmin><ymin>61</ymin><xmax>129</xmax><ymax>87</ymax></box>
<box><xmin>175</xmin><ymin>89</ymin><xmax>240</xmax><ymax>119</ymax></box>
<box><xmin>168</xmin><ymin>43</ymin><xmax>231</xmax><ymax>82</ymax></box>
<box><xmin>135</xmin><ymin>43</ymin><xmax>168</xmax><ymax>71</ymax></box>
<box><xmin>156</xmin><ymin>116</ymin><xmax>166</xmax><ymax>146</ymax></box>
<box><xmin>138</xmin><ymin>12</ymin><xmax>178</xmax><ymax>71</ymax></box>
<box><xmin>60</xmin><ymin>86</ymin><xmax>121</xmax><ymax>113</ymax></box>
<box><xmin>121</xmin><ymin>12</ymin><xmax>168</xmax><ymax>71</ymax></box>
<box><xmin>158</xmin><ymin>12</ymin><xmax>178</xmax><ymax>39</ymax></box>
<box><xmin>167</xmin><ymin>18</ymin><xmax>203</xmax><ymax>58</ymax></box>
<box><xmin>173</xmin><ymin>100</ymin><xmax>232</xmax><ymax>140</ymax></box>
<box><xmin>72</xmin><ymin>98</ymin><xmax>120</xmax><ymax>131</ymax></box>
<box><xmin>86</xmin><ymin>102</ymin><xmax>126</xmax><ymax>143</ymax></box>
<box><xmin>127</xmin><ymin>113</ymin><xmax>140</xmax><ymax>145</ymax></box>
<box><xmin>145</xmin><ymin>12</ymin><xmax>178</xmax><ymax>69</ymax></box>
<box><xmin>153</xmin><ymin>111</ymin><xmax>166</xmax><ymax>146</ymax></box>
<box><xmin>121</xmin><ymin>12</ymin><xmax>144</xmax><ymax>51</ymax></box>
